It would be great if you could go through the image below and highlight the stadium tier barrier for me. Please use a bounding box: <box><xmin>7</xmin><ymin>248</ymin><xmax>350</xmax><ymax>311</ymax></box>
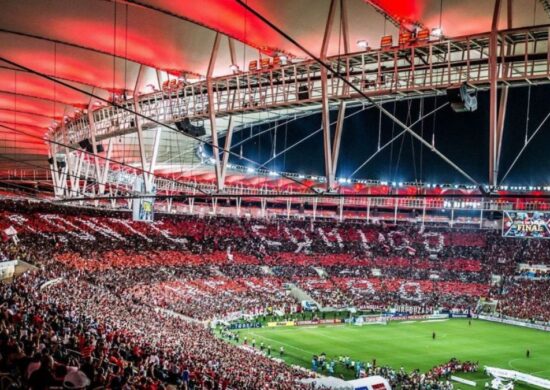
<box><xmin>476</xmin><ymin>314</ymin><xmax>550</xmax><ymax>332</ymax></box>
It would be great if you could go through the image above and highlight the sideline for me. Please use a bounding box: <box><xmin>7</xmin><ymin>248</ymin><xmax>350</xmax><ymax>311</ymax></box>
<box><xmin>247</xmin><ymin>331</ymin><xmax>318</xmax><ymax>356</ymax></box>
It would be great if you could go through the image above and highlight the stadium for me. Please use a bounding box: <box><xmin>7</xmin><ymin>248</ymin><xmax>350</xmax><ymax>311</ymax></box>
<box><xmin>1</xmin><ymin>0</ymin><xmax>550</xmax><ymax>389</ymax></box>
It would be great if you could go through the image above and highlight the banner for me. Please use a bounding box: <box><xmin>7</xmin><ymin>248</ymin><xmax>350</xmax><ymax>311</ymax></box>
<box><xmin>229</xmin><ymin>322</ymin><xmax>262</xmax><ymax>330</ymax></box>
<box><xmin>502</xmin><ymin>211</ymin><xmax>550</xmax><ymax>238</ymax></box>
<box><xmin>267</xmin><ymin>321</ymin><xmax>295</xmax><ymax>327</ymax></box>
<box><xmin>477</xmin><ymin>315</ymin><xmax>550</xmax><ymax>332</ymax></box>
<box><xmin>132</xmin><ymin>178</ymin><xmax>156</xmax><ymax>222</ymax></box>
<box><xmin>485</xmin><ymin>366</ymin><xmax>550</xmax><ymax>389</ymax></box>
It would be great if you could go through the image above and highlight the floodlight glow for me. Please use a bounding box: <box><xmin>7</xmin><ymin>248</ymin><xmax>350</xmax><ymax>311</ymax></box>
<box><xmin>431</xmin><ymin>28</ymin><xmax>443</xmax><ymax>38</ymax></box>
<box><xmin>356</xmin><ymin>39</ymin><xmax>368</xmax><ymax>49</ymax></box>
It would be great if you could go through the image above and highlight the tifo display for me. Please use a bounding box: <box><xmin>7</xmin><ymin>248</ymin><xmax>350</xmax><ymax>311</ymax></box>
<box><xmin>1</xmin><ymin>200</ymin><xmax>550</xmax><ymax>390</ymax></box>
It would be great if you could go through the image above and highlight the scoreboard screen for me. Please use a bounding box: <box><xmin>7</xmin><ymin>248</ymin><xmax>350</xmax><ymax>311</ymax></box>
<box><xmin>502</xmin><ymin>211</ymin><xmax>550</xmax><ymax>238</ymax></box>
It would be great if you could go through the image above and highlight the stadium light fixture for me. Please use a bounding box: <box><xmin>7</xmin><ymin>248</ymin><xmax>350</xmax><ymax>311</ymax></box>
<box><xmin>229</xmin><ymin>64</ymin><xmax>240</xmax><ymax>74</ymax></box>
<box><xmin>431</xmin><ymin>28</ymin><xmax>443</xmax><ymax>38</ymax></box>
<box><xmin>279</xmin><ymin>55</ymin><xmax>288</xmax><ymax>65</ymax></box>
<box><xmin>356</xmin><ymin>40</ymin><xmax>368</xmax><ymax>49</ymax></box>
<box><xmin>246</xmin><ymin>167</ymin><xmax>255</xmax><ymax>174</ymax></box>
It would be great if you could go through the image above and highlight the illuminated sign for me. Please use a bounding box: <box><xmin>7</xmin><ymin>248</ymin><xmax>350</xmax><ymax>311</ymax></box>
<box><xmin>502</xmin><ymin>211</ymin><xmax>550</xmax><ymax>238</ymax></box>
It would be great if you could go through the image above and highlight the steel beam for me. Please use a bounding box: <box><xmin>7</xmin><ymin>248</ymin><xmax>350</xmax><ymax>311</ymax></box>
<box><xmin>148</xmin><ymin>128</ymin><xmax>162</xmax><ymax>190</ymax></box>
<box><xmin>321</xmin><ymin>0</ymin><xmax>338</xmax><ymax>190</ymax></box>
<box><xmin>489</xmin><ymin>0</ymin><xmax>502</xmax><ymax>187</ymax></box>
<box><xmin>98</xmin><ymin>138</ymin><xmax>113</xmax><ymax>195</ymax></box>
<box><xmin>340</xmin><ymin>0</ymin><xmax>350</xmax><ymax>54</ymax></box>
<box><xmin>237</xmin><ymin>0</ymin><xmax>481</xmax><ymax>187</ymax></box>
<box><xmin>207</xmin><ymin>33</ymin><xmax>223</xmax><ymax>191</ymax></box>
<box><xmin>220</xmin><ymin>116</ymin><xmax>235</xmax><ymax>189</ymax></box>
<box><xmin>47</xmin><ymin>147</ymin><xmax>60</xmax><ymax>197</ymax></box>
<box><xmin>86</xmin><ymin>99</ymin><xmax>106</xmax><ymax>195</ymax></box>
<box><xmin>494</xmin><ymin>0</ymin><xmax>512</xmax><ymax>184</ymax></box>
<box><xmin>228</xmin><ymin>37</ymin><xmax>237</xmax><ymax>67</ymax></box>
<box><xmin>331</xmin><ymin>101</ymin><xmax>346</xmax><ymax>178</ymax></box>
<box><xmin>132</xmin><ymin>65</ymin><xmax>151</xmax><ymax>192</ymax></box>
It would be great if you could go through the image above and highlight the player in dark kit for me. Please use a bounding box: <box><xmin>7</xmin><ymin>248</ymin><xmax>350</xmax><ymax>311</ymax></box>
<box><xmin>432</xmin><ymin>331</ymin><xmax>436</xmax><ymax>340</ymax></box>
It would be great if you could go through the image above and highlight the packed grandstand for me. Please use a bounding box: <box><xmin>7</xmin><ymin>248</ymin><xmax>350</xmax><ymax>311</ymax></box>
<box><xmin>3</xmin><ymin>0</ymin><xmax>550</xmax><ymax>389</ymax></box>
<box><xmin>0</xmin><ymin>199</ymin><xmax>549</xmax><ymax>389</ymax></box>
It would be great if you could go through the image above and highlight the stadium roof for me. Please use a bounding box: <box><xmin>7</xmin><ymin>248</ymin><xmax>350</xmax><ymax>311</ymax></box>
<box><xmin>0</xmin><ymin>0</ymin><xmax>549</xmax><ymax>191</ymax></box>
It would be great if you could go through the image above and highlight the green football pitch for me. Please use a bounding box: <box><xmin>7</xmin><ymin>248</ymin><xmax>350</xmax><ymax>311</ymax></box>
<box><xmin>231</xmin><ymin>319</ymin><xmax>550</xmax><ymax>387</ymax></box>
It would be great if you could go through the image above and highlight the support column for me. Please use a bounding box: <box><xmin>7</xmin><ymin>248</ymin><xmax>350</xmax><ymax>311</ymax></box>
<box><xmin>69</xmin><ymin>151</ymin><xmax>84</xmax><ymax>197</ymax></box>
<box><xmin>422</xmin><ymin>198</ymin><xmax>427</xmax><ymax>227</ymax></box>
<box><xmin>236</xmin><ymin>197</ymin><xmax>242</xmax><ymax>217</ymax></box>
<box><xmin>207</xmin><ymin>33</ymin><xmax>223</xmax><ymax>191</ymax></box>
<box><xmin>98</xmin><ymin>138</ymin><xmax>113</xmax><ymax>195</ymax></box>
<box><xmin>331</xmin><ymin>101</ymin><xmax>347</xmax><ymax>178</ymax></box>
<box><xmin>366</xmin><ymin>197</ymin><xmax>371</xmax><ymax>222</ymax></box>
<box><xmin>340</xmin><ymin>0</ymin><xmax>350</xmax><ymax>54</ymax></box>
<box><xmin>286</xmin><ymin>199</ymin><xmax>291</xmax><ymax>219</ymax></box>
<box><xmin>260</xmin><ymin>197</ymin><xmax>267</xmax><ymax>218</ymax></box>
<box><xmin>132</xmin><ymin>65</ymin><xmax>151</xmax><ymax>193</ymax></box>
<box><xmin>48</xmin><ymin>146</ymin><xmax>62</xmax><ymax>198</ymax></box>
<box><xmin>495</xmin><ymin>0</ymin><xmax>512</xmax><ymax>186</ymax></box>
<box><xmin>480</xmin><ymin>208</ymin><xmax>484</xmax><ymax>228</ymax></box>
<box><xmin>489</xmin><ymin>0</ymin><xmax>502</xmax><ymax>187</ymax></box>
<box><xmin>313</xmin><ymin>198</ymin><xmax>318</xmax><ymax>221</ymax></box>
<box><xmin>148</xmin><ymin>127</ymin><xmax>163</xmax><ymax>190</ymax></box>
<box><xmin>450</xmin><ymin>207</ymin><xmax>455</xmax><ymax>227</ymax></box>
<box><xmin>321</xmin><ymin>0</ymin><xmax>337</xmax><ymax>191</ymax></box>
<box><xmin>219</xmin><ymin>116</ymin><xmax>235</xmax><ymax>190</ymax></box>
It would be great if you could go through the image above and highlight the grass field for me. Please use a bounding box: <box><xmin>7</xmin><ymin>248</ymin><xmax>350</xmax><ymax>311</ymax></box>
<box><xmin>230</xmin><ymin>319</ymin><xmax>550</xmax><ymax>388</ymax></box>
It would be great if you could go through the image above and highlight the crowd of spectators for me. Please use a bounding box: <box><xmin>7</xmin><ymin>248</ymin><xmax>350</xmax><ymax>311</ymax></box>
<box><xmin>0</xmin><ymin>270</ymin><xmax>321</xmax><ymax>389</ymax></box>
<box><xmin>367</xmin><ymin>359</ymin><xmax>478</xmax><ymax>390</ymax></box>
<box><xmin>0</xmin><ymin>200</ymin><xmax>548</xmax><ymax>322</ymax></box>
<box><xmin>0</xmin><ymin>199</ymin><xmax>549</xmax><ymax>389</ymax></box>
<box><xmin>496</xmin><ymin>279</ymin><xmax>550</xmax><ymax>323</ymax></box>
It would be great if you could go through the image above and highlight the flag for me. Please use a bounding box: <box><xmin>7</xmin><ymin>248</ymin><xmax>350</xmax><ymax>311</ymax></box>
<box><xmin>3</xmin><ymin>226</ymin><xmax>18</xmax><ymax>244</ymax></box>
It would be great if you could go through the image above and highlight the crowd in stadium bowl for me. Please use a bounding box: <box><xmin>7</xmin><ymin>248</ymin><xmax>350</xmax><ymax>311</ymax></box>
<box><xmin>0</xmin><ymin>271</ymin><xmax>320</xmax><ymax>390</ymax></box>
<box><xmin>1</xmin><ymin>199</ymin><xmax>550</xmax><ymax>388</ymax></box>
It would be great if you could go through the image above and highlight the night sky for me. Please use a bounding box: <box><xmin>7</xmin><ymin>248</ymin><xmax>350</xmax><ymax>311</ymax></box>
<box><xmin>215</xmin><ymin>85</ymin><xmax>550</xmax><ymax>186</ymax></box>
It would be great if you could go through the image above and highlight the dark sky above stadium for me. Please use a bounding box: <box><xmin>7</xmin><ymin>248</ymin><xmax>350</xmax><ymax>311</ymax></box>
<box><xmin>221</xmin><ymin>85</ymin><xmax>550</xmax><ymax>186</ymax></box>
